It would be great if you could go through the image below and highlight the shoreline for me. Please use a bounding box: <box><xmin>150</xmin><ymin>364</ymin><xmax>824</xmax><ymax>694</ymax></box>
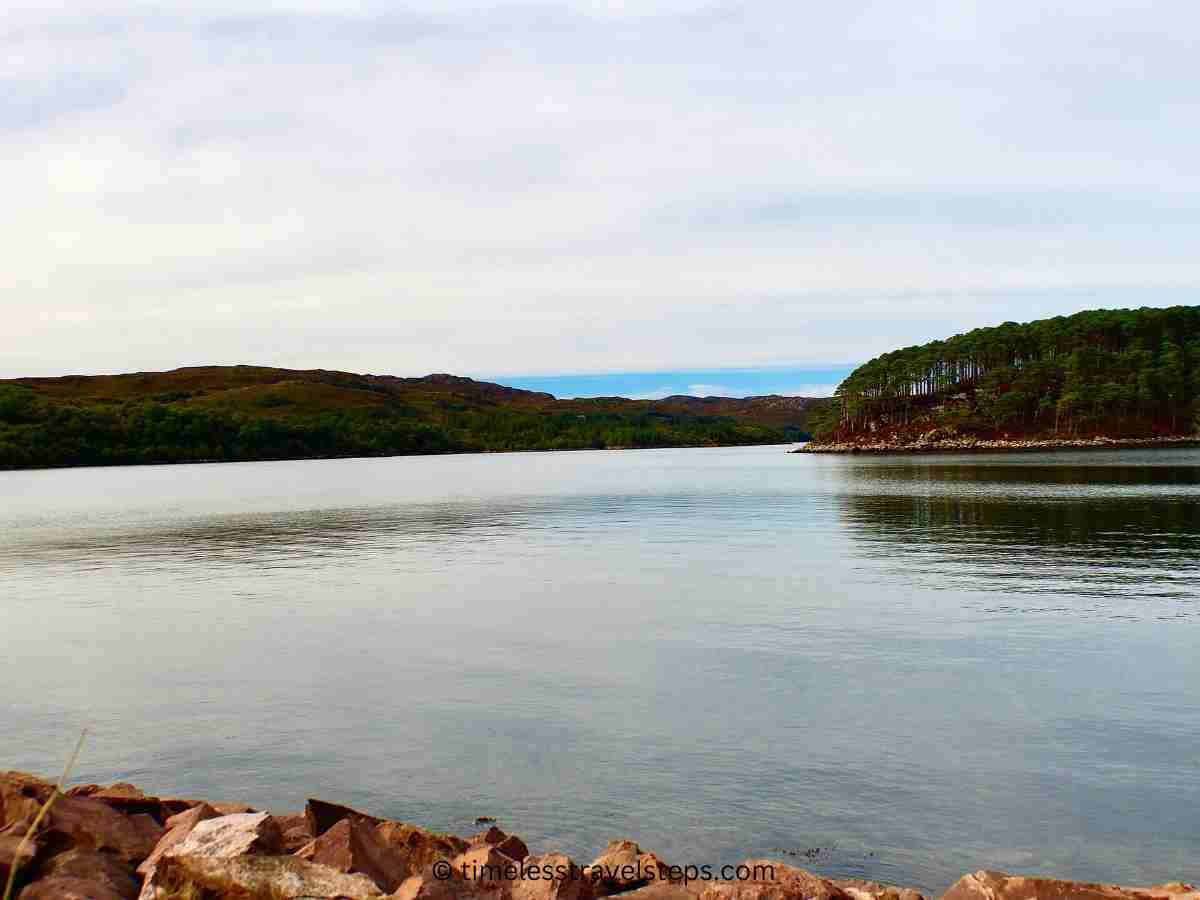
<box><xmin>796</xmin><ymin>435</ymin><xmax>1200</xmax><ymax>454</ymax></box>
<box><xmin>2</xmin><ymin>772</ymin><xmax>1197</xmax><ymax>900</ymax></box>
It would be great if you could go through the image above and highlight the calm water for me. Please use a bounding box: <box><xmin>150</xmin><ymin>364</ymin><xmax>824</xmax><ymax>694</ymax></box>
<box><xmin>2</xmin><ymin>445</ymin><xmax>1198</xmax><ymax>892</ymax></box>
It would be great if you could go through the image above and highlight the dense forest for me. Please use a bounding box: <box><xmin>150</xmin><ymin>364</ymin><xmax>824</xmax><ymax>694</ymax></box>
<box><xmin>0</xmin><ymin>367</ymin><xmax>820</xmax><ymax>470</ymax></box>
<box><xmin>810</xmin><ymin>305</ymin><xmax>1200</xmax><ymax>442</ymax></box>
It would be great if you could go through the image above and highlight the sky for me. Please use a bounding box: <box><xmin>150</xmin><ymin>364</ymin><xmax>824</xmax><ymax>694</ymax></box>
<box><xmin>4</xmin><ymin>1</ymin><xmax>1200</xmax><ymax>395</ymax></box>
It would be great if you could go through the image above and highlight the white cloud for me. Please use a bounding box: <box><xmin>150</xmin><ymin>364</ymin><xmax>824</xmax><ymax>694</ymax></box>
<box><xmin>2</xmin><ymin>1</ymin><xmax>1200</xmax><ymax>378</ymax></box>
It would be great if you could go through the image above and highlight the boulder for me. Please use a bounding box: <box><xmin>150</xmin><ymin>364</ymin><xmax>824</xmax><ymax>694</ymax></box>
<box><xmin>697</xmin><ymin>861</ymin><xmax>853</xmax><ymax>900</ymax></box>
<box><xmin>168</xmin><ymin>811</ymin><xmax>282</xmax><ymax>858</ymax></box>
<box><xmin>89</xmin><ymin>784</ymin><xmax>181</xmax><ymax>822</ymax></box>
<box><xmin>587</xmin><ymin>840</ymin><xmax>669</xmax><ymax>895</ymax></box>
<box><xmin>136</xmin><ymin>811</ymin><xmax>283</xmax><ymax>900</ymax></box>
<box><xmin>375</xmin><ymin>821</ymin><xmax>469</xmax><ymax>869</ymax></box>
<box><xmin>511</xmin><ymin>853</ymin><xmax>595</xmax><ymax>900</ymax></box>
<box><xmin>471</xmin><ymin>827</ymin><xmax>509</xmax><ymax>847</ymax></box>
<box><xmin>0</xmin><ymin>773</ymin><xmax>52</xmax><ymax>830</ymax></box>
<box><xmin>837</xmin><ymin>880</ymin><xmax>925</xmax><ymax>900</ymax></box>
<box><xmin>135</xmin><ymin>801</ymin><xmax>220</xmax><ymax>887</ymax></box>
<box><xmin>451</xmin><ymin>844</ymin><xmax>523</xmax><ymax>887</ymax></box>
<box><xmin>151</xmin><ymin>852</ymin><xmax>384</xmax><ymax>898</ymax></box>
<box><xmin>391</xmin><ymin>870</ymin><xmax>501</xmax><ymax>900</ymax></box>
<box><xmin>35</xmin><ymin>795</ymin><xmax>163</xmax><ymax>865</ymax></box>
<box><xmin>497</xmin><ymin>836</ymin><xmax>531</xmax><ymax>863</ymax></box>
<box><xmin>35</xmin><ymin>848</ymin><xmax>140</xmax><ymax>899</ymax></box>
<box><xmin>274</xmin><ymin>811</ymin><xmax>315</xmax><ymax>853</ymax></box>
<box><xmin>0</xmin><ymin>831</ymin><xmax>38</xmax><ymax>885</ymax></box>
<box><xmin>941</xmin><ymin>871</ymin><xmax>1200</xmax><ymax>900</ymax></box>
<box><xmin>306</xmin><ymin>797</ymin><xmax>384</xmax><ymax>838</ymax></box>
<box><xmin>295</xmin><ymin>817</ymin><xmax>410</xmax><ymax>892</ymax></box>
<box><xmin>17</xmin><ymin>876</ymin><xmax>130</xmax><ymax>900</ymax></box>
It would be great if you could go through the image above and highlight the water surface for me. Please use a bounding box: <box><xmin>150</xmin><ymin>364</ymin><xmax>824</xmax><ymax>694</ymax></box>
<box><xmin>2</xmin><ymin>446</ymin><xmax>1197</xmax><ymax>892</ymax></box>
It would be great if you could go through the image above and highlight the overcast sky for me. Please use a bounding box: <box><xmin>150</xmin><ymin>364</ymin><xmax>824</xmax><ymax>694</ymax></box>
<box><xmin>4</xmin><ymin>1</ymin><xmax>1199</xmax><ymax>391</ymax></box>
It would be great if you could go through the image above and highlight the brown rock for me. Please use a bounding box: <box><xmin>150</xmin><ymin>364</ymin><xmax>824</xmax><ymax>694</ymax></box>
<box><xmin>391</xmin><ymin>870</ymin><xmax>500</xmax><ymax>900</ymax></box>
<box><xmin>452</xmin><ymin>845</ymin><xmax>523</xmax><ymax>888</ymax></box>
<box><xmin>136</xmin><ymin>802</ymin><xmax>220</xmax><ymax>879</ymax></box>
<box><xmin>36</xmin><ymin>848</ymin><xmax>140</xmax><ymax>900</ymax></box>
<box><xmin>298</xmin><ymin>817</ymin><xmax>411</xmax><ymax>892</ymax></box>
<box><xmin>17</xmin><ymin>876</ymin><xmax>129</xmax><ymax>900</ymax></box>
<box><xmin>375</xmin><ymin>821</ymin><xmax>469</xmax><ymax>869</ymax></box>
<box><xmin>497</xmin><ymin>836</ymin><xmax>531</xmax><ymax>863</ymax></box>
<box><xmin>511</xmin><ymin>853</ymin><xmax>594</xmax><ymax>900</ymax></box>
<box><xmin>941</xmin><ymin>871</ymin><xmax>1200</xmax><ymax>900</ymax></box>
<box><xmin>471</xmin><ymin>827</ymin><xmax>509</xmax><ymax>847</ymax></box>
<box><xmin>697</xmin><ymin>861</ymin><xmax>853</xmax><ymax>900</ymax></box>
<box><xmin>32</xmin><ymin>794</ymin><xmax>163</xmax><ymax>865</ymax></box>
<box><xmin>306</xmin><ymin>797</ymin><xmax>384</xmax><ymax>838</ymax></box>
<box><xmin>0</xmin><ymin>773</ymin><xmax>53</xmax><ymax>830</ymax></box>
<box><xmin>836</xmin><ymin>879</ymin><xmax>925</xmax><ymax>900</ymax></box>
<box><xmin>621</xmin><ymin>883</ymin><xmax>703</xmax><ymax>900</ymax></box>
<box><xmin>89</xmin><ymin>784</ymin><xmax>166</xmax><ymax>821</ymax></box>
<box><xmin>0</xmin><ymin>831</ymin><xmax>39</xmax><ymax>885</ymax></box>
<box><xmin>587</xmin><ymin>840</ymin><xmax>670</xmax><ymax>895</ymax></box>
<box><xmin>274</xmin><ymin>812</ymin><xmax>315</xmax><ymax>853</ymax></box>
<box><xmin>152</xmin><ymin>852</ymin><xmax>383</xmax><ymax>898</ymax></box>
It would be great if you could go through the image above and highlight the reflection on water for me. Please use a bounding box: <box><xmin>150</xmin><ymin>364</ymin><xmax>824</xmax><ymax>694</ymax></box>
<box><xmin>1</xmin><ymin>447</ymin><xmax>1198</xmax><ymax>893</ymax></box>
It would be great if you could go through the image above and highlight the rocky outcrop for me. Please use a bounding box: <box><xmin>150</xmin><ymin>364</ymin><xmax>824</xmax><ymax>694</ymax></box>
<box><xmin>153</xmin><ymin>852</ymin><xmax>384</xmax><ymax>898</ymax></box>
<box><xmin>3</xmin><ymin>772</ymin><xmax>1196</xmax><ymax>900</ymax></box>
<box><xmin>941</xmin><ymin>871</ymin><xmax>1200</xmax><ymax>900</ymax></box>
<box><xmin>296</xmin><ymin>816</ymin><xmax>410</xmax><ymax>892</ymax></box>
<box><xmin>32</xmin><ymin>848</ymin><xmax>140</xmax><ymax>899</ymax></box>
<box><xmin>798</xmin><ymin>435</ymin><xmax>1200</xmax><ymax>454</ymax></box>
<box><xmin>587</xmin><ymin>840</ymin><xmax>671</xmax><ymax>895</ymax></box>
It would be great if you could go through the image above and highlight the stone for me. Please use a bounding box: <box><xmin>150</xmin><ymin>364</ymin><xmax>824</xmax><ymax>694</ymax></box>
<box><xmin>391</xmin><ymin>870</ymin><xmax>500</xmax><ymax>900</ymax></box>
<box><xmin>34</xmin><ymin>794</ymin><xmax>163</xmax><ymax>865</ymax></box>
<box><xmin>152</xmin><ymin>852</ymin><xmax>384</xmax><ymax>898</ymax></box>
<box><xmin>941</xmin><ymin>871</ymin><xmax>1200</xmax><ymax>900</ymax></box>
<box><xmin>136</xmin><ymin>801</ymin><xmax>221</xmax><ymax>882</ymax></box>
<box><xmin>587</xmin><ymin>840</ymin><xmax>670</xmax><ymax>895</ymax></box>
<box><xmin>836</xmin><ymin>879</ymin><xmax>925</xmax><ymax>900</ymax></box>
<box><xmin>296</xmin><ymin>817</ymin><xmax>411</xmax><ymax>892</ymax></box>
<box><xmin>511</xmin><ymin>853</ymin><xmax>595</xmax><ymax>900</ymax></box>
<box><xmin>306</xmin><ymin>797</ymin><xmax>384</xmax><ymax>838</ymax></box>
<box><xmin>0</xmin><ymin>773</ymin><xmax>53</xmax><ymax>830</ymax></box>
<box><xmin>168</xmin><ymin>811</ymin><xmax>282</xmax><ymax>859</ymax></box>
<box><xmin>497</xmin><ymin>836</ymin><xmax>531</xmax><ymax>863</ymax></box>
<box><xmin>138</xmin><ymin>802</ymin><xmax>219</xmax><ymax>872</ymax></box>
<box><xmin>697</xmin><ymin>861</ymin><xmax>853</xmax><ymax>900</ymax></box>
<box><xmin>274</xmin><ymin>811</ymin><xmax>315</xmax><ymax>853</ymax></box>
<box><xmin>0</xmin><ymin>831</ymin><xmax>38</xmax><ymax>885</ymax></box>
<box><xmin>89</xmin><ymin>784</ymin><xmax>168</xmax><ymax>821</ymax></box>
<box><xmin>471</xmin><ymin>827</ymin><xmax>509</xmax><ymax>847</ymax></box>
<box><xmin>17</xmin><ymin>876</ymin><xmax>130</xmax><ymax>900</ymax></box>
<box><xmin>375</xmin><ymin>821</ymin><xmax>469</xmax><ymax>869</ymax></box>
<box><xmin>36</xmin><ymin>848</ymin><xmax>140</xmax><ymax>900</ymax></box>
<box><xmin>451</xmin><ymin>845</ymin><xmax>523</xmax><ymax>887</ymax></box>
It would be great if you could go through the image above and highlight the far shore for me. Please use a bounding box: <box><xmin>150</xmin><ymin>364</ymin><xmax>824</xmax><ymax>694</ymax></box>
<box><xmin>796</xmin><ymin>435</ymin><xmax>1200</xmax><ymax>454</ymax></box>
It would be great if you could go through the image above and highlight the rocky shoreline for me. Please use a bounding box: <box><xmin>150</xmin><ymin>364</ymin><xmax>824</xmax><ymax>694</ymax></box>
<box><xmin>1</xmin><ymin>772</ymin><xmax>1196</xmax><ymax>900</ymax></box>
<box><xmin>796</xmin><ymin>435</ymin><xmax>1200</xmax><ymax>454</ymax></box>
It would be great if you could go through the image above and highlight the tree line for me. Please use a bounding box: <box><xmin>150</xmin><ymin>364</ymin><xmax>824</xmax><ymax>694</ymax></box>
<box><xmin>817</xmin><ymin>305</ymin><xmax>1200</xmax><ymax>438</ymax></box>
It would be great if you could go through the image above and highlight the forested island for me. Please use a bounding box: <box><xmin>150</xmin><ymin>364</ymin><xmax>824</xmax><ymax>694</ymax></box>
<box><xmin>804</xmin><ymin>305</ymin><xmax>1200</xmax><ymax>452</ymax></box>
<box><xmin>0</xmin><ymin>367</ymin><xmax>821</xmax><ymax>470</ymax></box>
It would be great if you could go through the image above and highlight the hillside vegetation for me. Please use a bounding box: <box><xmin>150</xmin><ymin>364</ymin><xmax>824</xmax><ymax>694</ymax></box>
<box><xmin>0</xmin><ymin>366</ymin><xmax>823</xmax><ymax>470</ymax></box>
<box><xmin>810</xmin><ymin>305</ymin><xmax>1200</xmax><ymax>444</ymax></box>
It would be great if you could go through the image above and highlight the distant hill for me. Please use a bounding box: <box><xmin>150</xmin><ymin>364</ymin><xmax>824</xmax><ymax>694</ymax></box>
<box><xmin>0</xmin><ymin>365</ymin><xmax>827</xmax><ymax>470</ymax></box>
<box><xmin>808</xmin><ymin>305</ymin><xmax>1200</xmax><ymax>447</ymax></box>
